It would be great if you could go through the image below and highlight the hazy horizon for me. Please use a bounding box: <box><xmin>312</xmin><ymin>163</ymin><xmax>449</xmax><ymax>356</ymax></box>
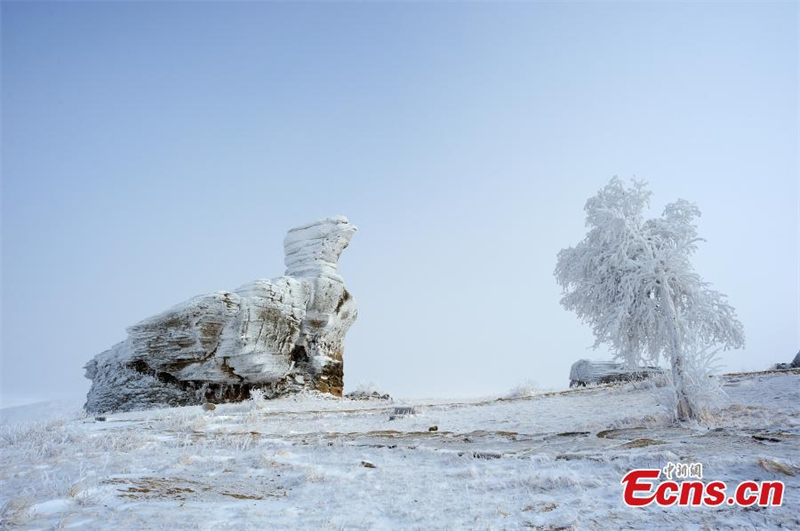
<box><xmin>2</xmin><ymin>1</ymin><xmax>798</xmax><ymax>408</ymax></box>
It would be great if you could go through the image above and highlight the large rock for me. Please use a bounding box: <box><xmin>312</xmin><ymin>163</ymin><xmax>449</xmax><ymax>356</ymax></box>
<box><xmin>84</xmin><ymin>216</ymin><xmax>358</xmax><ymax>413</ymax></box>
<box><xmin>569</xmin><ymin>359</ymin><xmax>664</xmax><ymax>388</ymax></box>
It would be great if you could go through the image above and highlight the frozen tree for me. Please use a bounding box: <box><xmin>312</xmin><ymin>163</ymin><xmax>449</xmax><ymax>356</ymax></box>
<box><xmin>554</xmin><ymin>178</ymin><xmax>744</xmax><ymax>420</ymax></box>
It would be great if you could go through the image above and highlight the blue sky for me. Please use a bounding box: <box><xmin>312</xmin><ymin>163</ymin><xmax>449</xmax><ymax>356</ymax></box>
<box><xmin>2</xmin><ymin>1</ymin><xmax>798</xmax><ymax>406</ymax></box>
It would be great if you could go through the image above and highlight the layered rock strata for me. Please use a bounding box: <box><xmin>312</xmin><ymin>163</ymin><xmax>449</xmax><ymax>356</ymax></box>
<box><xmin>84</xmin><ymin>216</ymin><xmax>357</xmax><ymax>413</ymax></box>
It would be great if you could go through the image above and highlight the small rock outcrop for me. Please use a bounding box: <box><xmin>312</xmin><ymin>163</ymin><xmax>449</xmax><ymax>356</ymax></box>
<box><xmin>345</xmin><ymin>390</ymin><xmax>391</xmax><ymax>401</ymax></box>
<box><xmin>569</xmin><ymin>359</ymin><xmax>664</xmax><ymax>388</ymax></box>
<box><xmin>84</xmin><ymin>216</ymin><xmax>357</xmax><ymax>413</ymax></box>
<box><xmin>773</xmin><ymin>351</ymin><xmax>800</xmax><ymax>371</ymax></box>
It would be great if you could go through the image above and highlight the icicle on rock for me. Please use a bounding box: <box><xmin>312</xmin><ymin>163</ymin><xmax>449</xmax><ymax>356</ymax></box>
<box><xmin>84</xmin><ymin>216</ymin><xmax>357</xmax><ymax>413</ymax></box>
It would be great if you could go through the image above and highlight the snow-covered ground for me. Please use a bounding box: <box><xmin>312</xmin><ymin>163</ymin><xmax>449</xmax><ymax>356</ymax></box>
<box><xmin>1</xmin><ymin>371</ymin><xmax>798</xmax><ymax>530</ymax></box>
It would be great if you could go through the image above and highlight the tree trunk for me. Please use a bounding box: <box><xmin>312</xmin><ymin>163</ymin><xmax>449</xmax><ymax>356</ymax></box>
<box><xmin>660</xmin><ymin>275</ymin><xmax>695</xmax><ymax>421</ymax></box>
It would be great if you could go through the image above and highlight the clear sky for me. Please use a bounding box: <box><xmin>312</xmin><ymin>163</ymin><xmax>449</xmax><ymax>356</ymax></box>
<box><xmin>2</xmin><ymin>1</ymin><xmax>798</xmax><ymax>407</ymax></box>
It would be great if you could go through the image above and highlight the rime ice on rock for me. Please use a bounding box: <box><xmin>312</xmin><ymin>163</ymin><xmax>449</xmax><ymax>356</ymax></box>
<box><xmin>84</xmin><ymin>217</ymin><xmax>357</xmax><ymax>413</ymax></box>
<box><xmin>569</xmin><ymin>359</ymin><xmax>664</xmax><ymax>388</ymax></box>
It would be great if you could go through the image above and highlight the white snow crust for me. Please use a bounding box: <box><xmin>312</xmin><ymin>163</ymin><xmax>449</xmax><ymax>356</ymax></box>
<box><xmin>2</xmin><ymin>371</ymin><xmax>798</xmax><ymax>529</ymax></box>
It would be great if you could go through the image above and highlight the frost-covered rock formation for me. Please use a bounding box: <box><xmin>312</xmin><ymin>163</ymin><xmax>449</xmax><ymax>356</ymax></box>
<box><xmin>569</xmin><ymin>359</ymin><xmax>664</xmax><ymax>388</ymax></box>
<box><xmin>773</xmin><ymin>350</ymin><xmax>800</xmax><ymax>371</ymax></box>
<box><xmin>84</xmin><ymin>217</ymin><xmax>357</xmax><ymax>413</ymax></box>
